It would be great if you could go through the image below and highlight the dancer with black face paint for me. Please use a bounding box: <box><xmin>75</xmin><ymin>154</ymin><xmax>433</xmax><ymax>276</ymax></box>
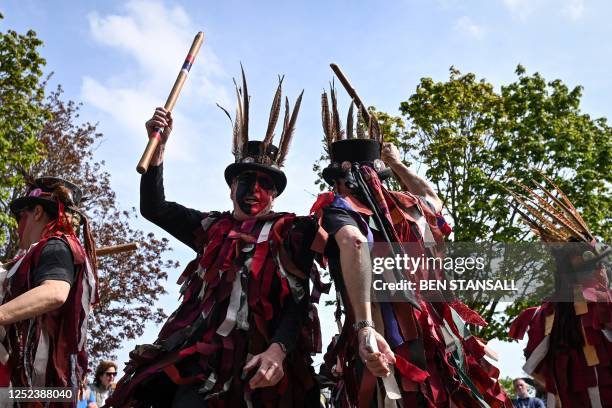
<box><xmin>108</xmin><ymin>70</ymin><xmax>325</xmax><ymax>408</ymax></box>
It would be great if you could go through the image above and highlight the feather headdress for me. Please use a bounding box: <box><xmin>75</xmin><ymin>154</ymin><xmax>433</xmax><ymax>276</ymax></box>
<box><xmin>320</xmin><ymin>83</ymin><xmax>381</xmax><ymax>154</ymax></box>
<box><xmin>218</xmin><ymin>66</ymin><xmax>303</xmax><ymax>168</ymax></box>
<box><xmin>507</xmin><ymin>173</ymin><xmax>595</xmax><ymax>243</ymax></box>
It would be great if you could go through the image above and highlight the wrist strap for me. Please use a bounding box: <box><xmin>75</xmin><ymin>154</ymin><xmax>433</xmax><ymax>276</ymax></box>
<box><xmin>274</xmin><ymin>341</ymin><xmax>288</xmax><ymax>354</ymax></box>
<box><xmin>353</xmin><ymin>320</ymin><xmax>375</xmax><ymax>332</ymax></box>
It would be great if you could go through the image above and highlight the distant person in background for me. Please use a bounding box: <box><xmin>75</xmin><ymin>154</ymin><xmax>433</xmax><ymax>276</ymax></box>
<box><xmin>91</xmin><ymin>361</ymin><xmax>117</xmax><ymax>406</ymax></box>
<box><xmin>77</xmin><ymin>376</ymin><xmax>98</xmax><ymax>408</ymax></box>
<box><xmin>512</xmin><ymin>378</ymin><xmax>545</xmax><ymax>408</ymax></box>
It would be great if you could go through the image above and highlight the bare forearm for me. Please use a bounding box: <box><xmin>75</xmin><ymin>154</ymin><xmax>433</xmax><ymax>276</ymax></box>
<box><xmin>0</xmin><ymin>281</ymin><xmax>69</xmax><ymax>325</ymax></box>
<box><xmin>337</xmin><ymin>227</ymin><xmax>372</xmax><ymax>323</ymax></box>
<box><xmin>388</xmin><ymin>161</ymin><xmax>442</xmax><ymax>212</ymax></box>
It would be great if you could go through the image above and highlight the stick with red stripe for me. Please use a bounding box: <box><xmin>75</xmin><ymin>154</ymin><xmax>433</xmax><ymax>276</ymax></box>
<box><xmin>136</xmin><ymin>31</ymin><xmax>205</xmax><ymax>174</ymax></box>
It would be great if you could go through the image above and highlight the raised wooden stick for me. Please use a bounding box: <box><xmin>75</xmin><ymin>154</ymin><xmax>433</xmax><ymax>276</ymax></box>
<box><xmin>96</xmin><ymin>242</ymin><xmax>139</xmax><ymax>257</ymax></box>
<box><xmin>136</xmin><ymin>31</ymin><xmax>205</xmax><ymax>174</ymax></box>
<box><xmin>330</xmin><ymin>63</ymin><xmax>371</xmax><ymax>123</ymax></box>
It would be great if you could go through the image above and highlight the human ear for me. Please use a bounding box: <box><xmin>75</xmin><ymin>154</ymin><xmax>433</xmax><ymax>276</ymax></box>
<box><xmin>33</xmin><ymin>205</ymin><xmax>45</xmax><ymax>221</ymax></box>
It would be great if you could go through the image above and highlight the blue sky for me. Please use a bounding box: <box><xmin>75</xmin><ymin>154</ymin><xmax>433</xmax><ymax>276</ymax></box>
<box><xmin>2</xmin><ymin>0</ymin><xmax>610</xmax><ymax>380</ymax></box>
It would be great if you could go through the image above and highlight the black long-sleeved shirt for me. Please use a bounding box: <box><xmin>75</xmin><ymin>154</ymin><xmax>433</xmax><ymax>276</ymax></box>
<box><xmin>140</xmin><ymin>164</ymin><xmax>306</xmax><ymax>352</ymax></box>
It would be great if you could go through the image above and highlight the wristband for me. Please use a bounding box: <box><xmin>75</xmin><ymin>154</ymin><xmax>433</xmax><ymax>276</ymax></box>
<box><xmin>273</xmin><ymin>341</ymin><xmax>288</xmax><ymax>354</ymax></box>
<box><xmin>353</xmin><ymin>320</ymin><xmax>375</xmax><ymax>332</ymax></box>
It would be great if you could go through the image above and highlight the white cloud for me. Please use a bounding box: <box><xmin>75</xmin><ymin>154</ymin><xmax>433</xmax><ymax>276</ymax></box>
<box><xmin>562</xmin><ymin>0</ymin><xmax>585</xmax><ymax>20</ymax></box>
<box><xmin>82</xmin><ymin>0</ymin><xmax>231</xmax><ymax>162</ymax></box>
<box><xmin>454</xmin><ymin>16</ymin><xmax>486</xmax><ymax>39</ymax></box>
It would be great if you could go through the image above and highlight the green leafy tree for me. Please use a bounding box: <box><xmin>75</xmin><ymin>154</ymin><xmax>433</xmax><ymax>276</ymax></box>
<box><xmin>399</xmin><ymin>66</ymin><xmax>610</xmax><ymax>339</ymax></box>
<box><xmin>0</xmin><ymin>19</ymin><xmax>49</xmax><ymax>247</ymax></box>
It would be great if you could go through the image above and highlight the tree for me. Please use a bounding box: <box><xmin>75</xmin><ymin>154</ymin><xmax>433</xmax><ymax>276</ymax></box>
<box><xmin>399</xmin><ymin>66</ymin><xmax>610</xmax><ymax>340</ymax></box>
<box><xmin>0</xmin><ymin>18</ymin><xmax>49</xmax><ymax>248</ymax></box>
<box><xmin>24</xmin><ymin>87</ymin><xmax>178</xmax><ymax>363</ymax></box>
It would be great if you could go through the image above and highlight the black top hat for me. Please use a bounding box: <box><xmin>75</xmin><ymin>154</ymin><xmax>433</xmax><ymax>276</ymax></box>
<box><xmin>224</xmin><ymin>141</ymin><xmax>287</xmax><ymax>194</ymax></box>
<box><xmin>9</xmin><ymin>176</ymin><xmax>84</xmax><ymax>218</ymax></box>
<box><xmin>322</xmin><ymin>139</ymin><xmax>391</xmax><ymax>185</ymax></box>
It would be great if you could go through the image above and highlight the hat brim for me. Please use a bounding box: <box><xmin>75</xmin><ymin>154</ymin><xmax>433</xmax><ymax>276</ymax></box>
<box><xmin>322</xmin><ymin>165</ymin><xmax>392</xmax><ymax>185</ymax></box>
<box><xmin>9</xmin><ymin>196</ymin><xmax>58</xmax><ymax>217</ymax></box>
<box><xmin>224</xmin><ymin>162</ymin><xmax>287</xmax><ymax>195</ymax></box>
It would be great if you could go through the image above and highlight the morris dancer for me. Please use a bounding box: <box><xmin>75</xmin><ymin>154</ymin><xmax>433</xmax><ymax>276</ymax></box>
<box><xmin>108</xmin><ymin>71</ymin><xmax>323</xmax><ymax>407</ymax></box>
<box><xmin>0</xmin><ymin>176</ymin><xmax>98</xmax><ymax>395</ymax></box>
<box><xmin>311</xmin><ymin>83</ymin><xmax>511</xmax><ymax>407</ymax></box>
<box><xmin>508</xmin><ymin>178</ymin><xmax>611</xmax><ymax>407</ymax></box>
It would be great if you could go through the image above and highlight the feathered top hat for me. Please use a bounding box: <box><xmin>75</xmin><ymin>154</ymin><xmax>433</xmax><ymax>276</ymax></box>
<box><xmin>508</xmin><ymin>173</ymin><xmax>610</xmax><ymax>270</ymax></box>
<box><xmin>320</xmin><ymin>85</ymin><xmax>391</xmax><ymax>185</ymax></box>
<box><xmin>220</xmin><ymin>67</ymin><xmax>303</xmax><ymax>196</ymax></box>
<box><xmin>10</xmin><ymin>176</ymin><xmax>85</xmax><ymax>219</ymax></box>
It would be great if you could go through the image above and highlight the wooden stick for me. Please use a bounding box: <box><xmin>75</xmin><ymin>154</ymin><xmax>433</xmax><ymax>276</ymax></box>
<box><xmin>96</xmin><ymin>242</ymin><xmax>139</xmax><ymax>257</ymax></box>
<box><xmin>136</xmin><ymin>32</ymin><xmax>205</xmax><ymax>174</ymax></box>
<box><xmin>330</xmin><ymin>63</ymin><xmax>371</xmax><ymax>122</ymax></box>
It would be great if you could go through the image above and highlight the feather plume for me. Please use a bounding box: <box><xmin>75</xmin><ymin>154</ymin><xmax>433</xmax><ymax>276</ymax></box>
<box><xmin>240</xmin><ymin>64</ymin><xmax>249</xmax><ymax>149</ymax></box>
<box><xmin>346</xmin><ymin>101</ymin><xmax>354</xmax><ymax>139</ymax></box>
<box><xmin>216</xmin><ymin>103</ymin><xmax>239</xmax><ymax>160</ymax></box>
<box><xmin>321</xmin><ymin>91</ymin><xmax>332</xmax><ymax>152</ymax></box>
<box><xmin>330</xmin><ymin>86</ymin><xmax>342</xmax><ymax>141</ymax></box>
<box><xmin>507</xmin><ymin>188</ymin><xmax>573</xmax><ymax>241</ymax></box>
<box><xmin>232</xmin><ymin>78</ymin><xmax>244</xmax><ymax>159</ymax></box>
<box><xmin>370</xmin><ymin>113</ymin><xmax>382</xmax><ymax>143</ymax></box>
<box><xmin>515</xmin><ymin>181</ymin><xmax>584</xmax><ymax>239</ymax></box>
<box><xmin>277</xmin><ymin>90</ymin><xmax>304</xmax><ymax>167</ymax></box>
<box><xmin>536</xmin><ymin>174</ymin><xmax>593</xmax><ymax>239</ymax></box>
<box><xmin>263</xmin><ymin>75</ymin><xmax>284</xmax><ymax>150</ymax></box>
<box><xmin>356</xmin><ymin>110</ymin><xmax>366</xmax><ymax>139</ymax></box>
<box><xmin>515</xmin><ymin>181</ymin><xmax>588</xmax><ymax>241</ymax></box>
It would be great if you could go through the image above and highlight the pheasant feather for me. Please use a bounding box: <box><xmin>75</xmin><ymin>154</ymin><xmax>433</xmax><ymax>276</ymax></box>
<box><xmin>321</xmin><ymin>91</ymin><xmax>332</xmax><ymax>152</ymax></box>
<box><xmin>346</xmin><ymin>101</ymin><xmax>354</xmax><ymax>140</ymax></box>
<box><xmin>240</xmin><ymin>64</ymin><xmax>249</xmax><ymax>149</ymax></box>
<box><xmin>277</xmin><ymin>90</ymin><xmax>303</xmax><ymax>167</ymax></box>
<box><xmin>264</xmin><ymin>76</ymin><xmax>284</xmax><ymax>150</ymax></box>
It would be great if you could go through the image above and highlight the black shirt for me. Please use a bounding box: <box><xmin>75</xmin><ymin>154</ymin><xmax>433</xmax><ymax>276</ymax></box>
<box><xmin>140</xmin><ymin>164</ymin><xmax>204</xmax><ymax>252</ymax></box>
<box><xmin>33</xmin><ymin>239</ymin><xmax>75</xmax><ymax>286</ymax></box>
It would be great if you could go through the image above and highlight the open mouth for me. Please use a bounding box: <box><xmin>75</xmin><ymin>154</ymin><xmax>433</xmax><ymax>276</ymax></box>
<box><xmin>244</xmin><ymin>197</ymin><xmax>259</xmax><ymax>205</ymax></box>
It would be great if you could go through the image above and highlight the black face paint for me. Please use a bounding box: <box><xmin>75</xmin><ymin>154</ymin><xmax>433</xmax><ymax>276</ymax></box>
<box><xmin>235</xmin><ymin>171</ymin><xmax>275</xmax><ymax>215</ymax></box>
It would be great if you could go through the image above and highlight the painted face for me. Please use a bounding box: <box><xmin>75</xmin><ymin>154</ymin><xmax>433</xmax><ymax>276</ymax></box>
<box><xmin>234</xmin><ymin>171</ymin><xmax>275</xmax><ymax>215</ymax></box>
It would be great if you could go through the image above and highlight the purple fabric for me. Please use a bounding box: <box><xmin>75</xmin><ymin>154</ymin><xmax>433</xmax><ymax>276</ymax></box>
<box><xmin>380</xmin><ymin>302</ymin><xmax>403</xmax><ymax>348</ymax></box>
<box><xmin>329</xmin><ymin>195</ymin><xmax>373</xmax><ymax>243</ymax></box>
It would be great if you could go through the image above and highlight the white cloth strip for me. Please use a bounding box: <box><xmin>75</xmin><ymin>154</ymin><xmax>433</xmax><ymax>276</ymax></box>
<box><xmin>522</xmin><ymin>335</ymin><xmax>550</xmax><ymax>375</ymax></box>
<box><xmin>382</xmin><ymin>366</ymin><xmax>402</xmax><ymax>402</ymax></box>
<box><xmin>216</xmin><ymin>269</ymin><xmax>243</xmax><ymax>336</ymax></box>
<box><xmin>546</xmin><ymin>393</ymin><xmax>556</xmax><ymax>408</ymax></box>
<box><xmin>78</xmin><ymin>260</ymin><xmax>93</xmax><ymax>351</ymax></box>
<box><xmin>0</xmin><ymin>342</ymin><xmax>9</xmax><ymax>365</ymax></box>
<box><xmin>602</xmin><ymin>329</ymin><xmax>612</xmax><ymax>342</ymax></box>
<box><xmin>587</xmin><ymin>368</ymin><xmax>603</xmax><ymax>408</ymax></box>
<box><xmin>32</xmin><ymin>328</ymin><xmax>50</xmax><ymax>386</ymax></box>
<box><xmin>257</xmin><ymin>221</ymin><xmax>274</xmax><ymax>243</ymax></box>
